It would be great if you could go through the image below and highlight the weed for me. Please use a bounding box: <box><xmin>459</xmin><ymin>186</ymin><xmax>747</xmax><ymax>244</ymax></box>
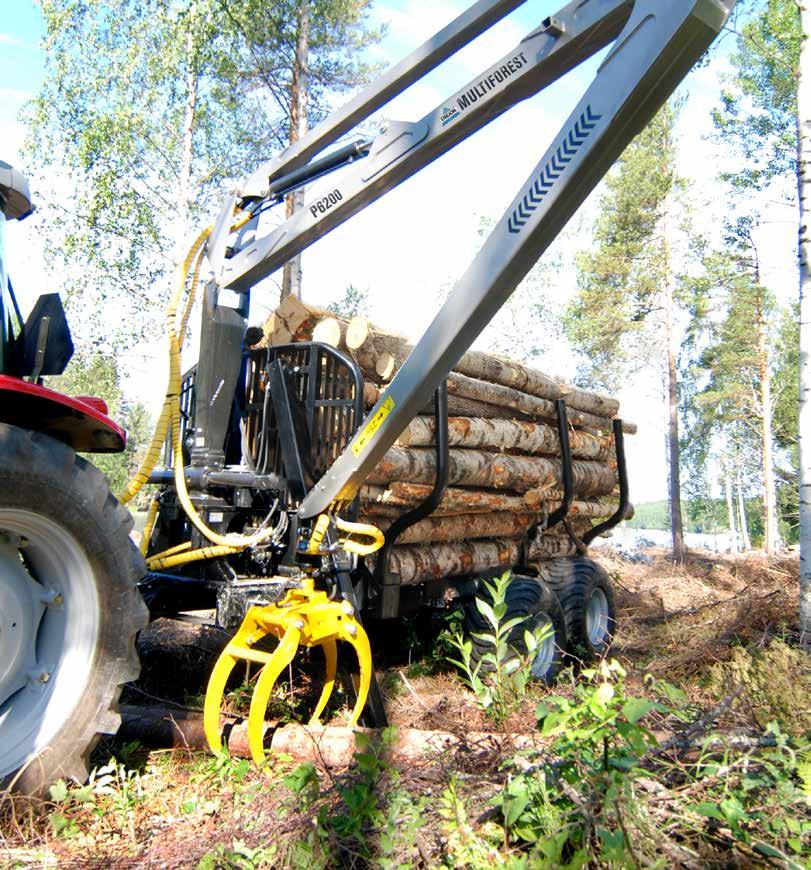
<box><xmin>449</xmin><ymin>572</ymin><xmax>552</xmax><ymax>724</ymax></box>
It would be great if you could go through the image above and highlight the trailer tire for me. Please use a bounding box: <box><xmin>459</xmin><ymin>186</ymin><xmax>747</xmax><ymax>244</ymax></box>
<box><xmin>539</xmin><ymin>557</ymin><xmax>616</xmax><ymax>661</ymax></box>
<box><xmin>0</xmin><ymin>423</ymin><xmax>148</xmax><ymax>795</ymax></box>
<box><xmin>464</xmin><ymin>576</ymin><xmax>567</xmax><ymax>685</ymax></box>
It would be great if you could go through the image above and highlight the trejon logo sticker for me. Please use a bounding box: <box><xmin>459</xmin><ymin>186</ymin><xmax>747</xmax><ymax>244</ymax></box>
<box><xmin>440</xmin><ymin>106</ymin><xmax>460</xmax><ymax>127</ymax></box>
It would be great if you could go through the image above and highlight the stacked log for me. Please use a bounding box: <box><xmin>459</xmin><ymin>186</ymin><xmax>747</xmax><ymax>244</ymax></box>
<box><xmin>262</xmin><ymin>299</ymin><xmax>634</xmax><ymax>586</ymax></box>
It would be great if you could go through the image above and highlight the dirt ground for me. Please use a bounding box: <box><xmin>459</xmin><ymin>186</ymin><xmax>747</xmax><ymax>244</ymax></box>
<box><xmin>0</xmin><ymin>549</ymin><xmax>807</xmax><ymax>868</ymax></box>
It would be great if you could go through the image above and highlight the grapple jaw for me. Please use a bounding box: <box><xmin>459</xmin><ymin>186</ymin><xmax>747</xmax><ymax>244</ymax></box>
<box><xmin>203</xmin><ymin>576</ymin><xmax>372</xmax><ymax>766</ymax></box>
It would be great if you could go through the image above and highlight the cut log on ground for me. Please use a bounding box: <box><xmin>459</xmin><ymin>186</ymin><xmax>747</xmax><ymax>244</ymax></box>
<box><xmin>397</xmin><ymin>416</ymin><xmax>613</xmax><ymax>460</ymax></box>
<box><xmin>368</xmin><ymin>447</ymin><xmax>617</xmax><ymax>496</ymax></box>
<box><xmin>118</xmin><ymin>706</ymin><xmax>542</xmax><ymax>767</ymax></box>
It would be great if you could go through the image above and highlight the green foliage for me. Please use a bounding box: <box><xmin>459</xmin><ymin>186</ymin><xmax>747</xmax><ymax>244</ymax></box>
<box><xmin>47</xmin><ymin>350</ymin><xmax>151</xmax><ymax>497</ymax></box>
<box><xmin>284</xmin><ymin>728</ymin><xmax>427</xmax><ymax>867</ymax></box>
<box><xmin>712</xmin><ymin>0</ymin><xmax>801</xmax><ymax>191</ymax></box>
<box><xmin>565</xmin><ymin>102</ymin><xmax>682</xmax><ymax>388</ymax></box>
<box><xmin>449</xmin><ymin>572</ymin><xmax>551</xmax><ymax>725</ymax></box>
<box><xmin>326</xmin><ymin>284</ymin><xmax>369</xmax><ymax>318</ymax></box>
<box><xmin>485</xmin><ymin>661</ymin><xmax>810</xmax><ymax>866</ymax></box>
<box><xmin>705</xmin><ymin>640</ymin><xmax>810</xmax><ymax>737</ymax></box>
<box><xmin>197</xmin><ymin>841</ymin><xmax>278</xmax><ymax>870</ymax></box>
<box><xmin>26</xmin><ymin>0</ymin><xmax>382</xmax><ymax>347</ymax></box>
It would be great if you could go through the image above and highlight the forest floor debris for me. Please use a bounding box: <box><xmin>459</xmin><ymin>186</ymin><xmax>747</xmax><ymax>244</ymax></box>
<box><xmin>1</xmin><ymin>550</ymin><xmax>808</xmax><ymax>868</ymax></box>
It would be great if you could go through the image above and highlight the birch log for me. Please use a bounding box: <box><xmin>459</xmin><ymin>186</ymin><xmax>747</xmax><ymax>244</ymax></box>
<box><xmin>345</xmin><ymin>316</ymin><xmax>619</xmax><ymax>418</ymax></box>
<box><xmin>364</xmin><ymin>381</ymin><xmax>530</xmax><ymax>421</ymax></box>
<box><xmin>378</xmin><ymin>539</ymin><xmax>521</xmax><ymax>585</ymax></box>
<box><xmin>360</xmin><ymin>484</ymin><xmax>530</xmax><ymax>515</ymax></box>
<box><xmin>368</xmin><ymin>447</ymin><xmax>617</xmax><ymax>496</ymax></box>
<box><xmin>397</xmin><ymin>416</ymin><xmax>613</xmax><ymax>460</ymax></box>
<box><xmin>377</xmin><ymin>512</ymin><xmax>535</xmax><ymax>544</ymax></box>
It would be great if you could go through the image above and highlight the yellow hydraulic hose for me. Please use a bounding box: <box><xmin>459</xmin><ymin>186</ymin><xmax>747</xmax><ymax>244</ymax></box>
<box><xmin>122</xmin><ymin>210</ymin><xmax>385</xmax><ymax>566</ymax></box>
<box><xmin>140</xmin><ymin>497</ymin><xmax>160</xmax><ymax>556</ymax></box>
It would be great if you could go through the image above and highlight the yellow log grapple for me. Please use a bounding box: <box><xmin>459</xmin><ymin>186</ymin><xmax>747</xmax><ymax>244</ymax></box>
<box><xmin>203</xmin><ymin>577</ymin><xmax>372</xmax><ymax>765</ymax></box>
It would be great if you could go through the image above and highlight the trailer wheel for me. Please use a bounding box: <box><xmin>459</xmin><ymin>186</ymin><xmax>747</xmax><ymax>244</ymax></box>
<box><xmin>464</xmin><ymin>576</ymin><xmax>567</xmax><ymax>685</ymax></box>
<box><xmin>0</xmin><ymin>423</ymin><xmax>148</xmax><ymax>795</ymax></box>
<box><xmin>539</xmin><ymin>557</ymin><xmax>616</xmax><ymax>660</ymax></box>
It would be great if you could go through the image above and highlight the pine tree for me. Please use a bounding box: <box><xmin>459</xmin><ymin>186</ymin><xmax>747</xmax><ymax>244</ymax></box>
<box><xmin>565</xmin><ymin>103</ymin><xmax>688</xmax><ymax>560</ymax></box>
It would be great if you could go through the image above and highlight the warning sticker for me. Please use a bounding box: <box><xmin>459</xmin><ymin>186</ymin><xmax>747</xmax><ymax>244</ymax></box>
<box><xmin>352</xmin><ymin>395</ymin><xmax>396</xmax><ymax>457</ymax></box>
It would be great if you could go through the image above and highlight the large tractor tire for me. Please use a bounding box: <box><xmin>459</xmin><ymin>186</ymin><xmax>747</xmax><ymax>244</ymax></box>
<box><xmin>0</xmin><ymin>423</ymin><xmax>148</xmax><ymax>795</ymax></box>
<box><xmin>539</xmin><ymin>557</ymin><xmax>616</xmax><ymax>661</ymax></box>
<box><xmin>465</xmin><ymin>576</ymin><xmax>567</xmax><ymax>685</ymax></box>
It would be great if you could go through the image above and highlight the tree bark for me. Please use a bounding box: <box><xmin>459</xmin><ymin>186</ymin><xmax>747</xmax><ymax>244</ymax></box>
<box><xmin>367</xmin><ymin>446</ymin><xmax>617</xmax><ymax>495</ymax></box>
<box><xmin>346</xmin><ymin>316</ymin><xmax>620</xmax><ymax>418</ymax></box>
<box><xmin>797</xmin><ymin>0</ymin><xmax>810</xmax><ymax>648</ymax></box>
<box><xmin>663</xmin><ymin>197</ymin><xmax>685</xmax><ymax>562</ymax></box>
<box><xmin>447</xmin><ymin>372</ymin><xmax>635</xmax><ymax>434</ymax></box>
<box><xmin>723</xmin><ymin>460</ymin><xmax>739</xmax><ymax>554</ymax></box>
<box><xmin>397</xmin><ymin>415</ymin><xmax>613</xmax><ymax>460</ymax></box>
<box><xmin>737</xmin><ymin>469</ymin><xmax>752</xmax><ymax>551</ymax></box>
<box><xmin>281</xmin><ymin>0</ymin><xmax>310</xmax><ymax>300</ymax></box>
<box><xmin>360</xmin><ymin>484</ymin><xmax>531</xmax><ymax>515</ymax></box>
<box><xmin>363</xmin><ymin>380</ymin><xmax>530</xmax><ymax>421</ymax></box>
<box><xmin>756</xmin><ymin>288</ymin><xmax>780</xmax><ymax>554</ymax></box>
<box><xmin>377</xmin><ymin>512</ymin><xmax>535</xmax><ymax>544</ymax></box>
<box><xmin>378</xmin><ymin>539</ymin><xmax>521</xmax><ymax>585</ymax></box>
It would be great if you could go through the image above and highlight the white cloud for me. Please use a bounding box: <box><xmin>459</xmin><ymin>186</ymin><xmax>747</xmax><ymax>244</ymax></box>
<box><xmin>0</xmin><ymin>33</ymin><xmax>26</xmax><ymax>47</ymax></box>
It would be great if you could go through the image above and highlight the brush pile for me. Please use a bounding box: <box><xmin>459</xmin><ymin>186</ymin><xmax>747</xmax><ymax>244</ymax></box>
<box><xmin>263</xmin><ymin>297</ymin><xmax>635</xmax><ymax>585</ymax></box>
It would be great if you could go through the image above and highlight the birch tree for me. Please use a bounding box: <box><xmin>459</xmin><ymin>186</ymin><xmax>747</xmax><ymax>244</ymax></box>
<box><xmin>797</xmin><ymin>0</ymin><xmax>810</xmax><ymax>647</ymax></box>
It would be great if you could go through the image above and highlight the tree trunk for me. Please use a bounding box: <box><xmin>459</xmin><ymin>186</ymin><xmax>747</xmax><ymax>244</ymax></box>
<box><xmin>797</xmin><ymin>0</ymin><xmax>811</xmax><ymax>648</ymax></box>
<box><xmin>724</xmin><ymin>460</ymin><xmax>739</xmax><ymax>554</ymax></box>
<box><xmin>281</xmin><ymin>0</ymin><xmax>310</xmax><ymax>301</ymax></box>
<box><xmin>377</xmin><ymin>539</ymin><xmax>521</xmax><ymax>585</ymax></box>
<box><xmin>663</xmin><ymin>200</ymin><xmax>685</xmax><ymax>561</ymax></box>
<box><xmin>367</xmin><ymin>446</ymin><xmax>617</xmax><ymax>495</ymax></box>
<box><xmin>447</xmin><ymin>372</ymin><xmax>635</xmax><ymax>434</ymax></box>
<box><xmin>756</xmin><ymin>294</ymin><xmax>781</xmax><ymax>554</ymax></box>
<box><xmin>397</xmin><ymin>416</ymin><xmax>613</xmax><ymax>460</ymax></box>
<box><xmin>737</xmin><ymin>469</ymin><xmax>752</xmax><ymax>551</ymax></box>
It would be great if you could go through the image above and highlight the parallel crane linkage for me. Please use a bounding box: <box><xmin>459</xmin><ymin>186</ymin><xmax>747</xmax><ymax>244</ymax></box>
<box><xmin>203</xmin><ymin>577</ymin><xmax>372</xmax><ymax>766</ymax></box>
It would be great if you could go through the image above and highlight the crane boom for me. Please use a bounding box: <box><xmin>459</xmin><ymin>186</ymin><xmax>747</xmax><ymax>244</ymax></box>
<box><xmin>201</xmin><ymin>0</ymin><xmax>734</xmax><ymax>521</ymax></box>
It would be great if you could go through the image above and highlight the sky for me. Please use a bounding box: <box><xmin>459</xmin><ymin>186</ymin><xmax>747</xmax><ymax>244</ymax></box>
<box><xmin>0</xmin><ymin>0</ymin><xmax>800</xmax><ymax>505</ymax></box>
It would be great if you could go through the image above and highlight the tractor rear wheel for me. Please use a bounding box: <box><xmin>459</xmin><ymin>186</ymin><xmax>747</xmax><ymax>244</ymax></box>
<box><xmin>539</xmin><ymin>557</ymin><xmax>616</xmax><ymax>661</ymax></box>
<box><xmin>465</xmin><ymin>576</ymin><xmax>567</xmax><ymax>685</ymax></box>
<box><xmin>0</xmin><ymin>423</ymin><xmax>148</xmax><ymax>795</ymax></box>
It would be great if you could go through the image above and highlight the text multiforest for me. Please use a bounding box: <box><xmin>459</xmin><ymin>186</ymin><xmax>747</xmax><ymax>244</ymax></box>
<box><xmin>457</xmin><ymin>52</ymin><xmax>529</xmax><ymax>110</ymax></box>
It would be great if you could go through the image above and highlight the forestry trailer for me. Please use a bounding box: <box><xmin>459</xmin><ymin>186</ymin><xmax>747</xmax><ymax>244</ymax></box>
<box><xmin>1</xmin><ymin>0</ymin><xmax>734</xmax><ymax>793</ymax></box>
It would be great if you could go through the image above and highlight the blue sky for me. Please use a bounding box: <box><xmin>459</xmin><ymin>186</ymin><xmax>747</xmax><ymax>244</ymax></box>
<box><xmin>0</xmin><ymin>1</ymin><xmax>799</xmax><ymax>504</ymax></box>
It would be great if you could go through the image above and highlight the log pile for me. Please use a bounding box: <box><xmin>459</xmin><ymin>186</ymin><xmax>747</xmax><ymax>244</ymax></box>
<box><xmin>263</xmin><ymin>299</ymin><xmax>634</xmax><ymax>585</ymax></box>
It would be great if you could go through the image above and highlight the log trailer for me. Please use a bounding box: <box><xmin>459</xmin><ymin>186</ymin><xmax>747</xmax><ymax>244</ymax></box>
<box><xmin>1</xmin><ymin>0</ymin><xmax>734</xmax><ymax>791</ymax></box>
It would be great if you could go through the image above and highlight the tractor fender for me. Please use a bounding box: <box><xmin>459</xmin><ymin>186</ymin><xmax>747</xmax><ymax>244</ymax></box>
<box><xmin>0</xmin><ymin>374</ymin><xmax>126</xmax><ymax>453</ymax></box>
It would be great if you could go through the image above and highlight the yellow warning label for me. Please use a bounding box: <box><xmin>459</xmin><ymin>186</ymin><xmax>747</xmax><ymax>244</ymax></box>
<box><xmin>352</xmin><ymin>396</ymin><xmax>396</xmax><ymax>457</ymax></box>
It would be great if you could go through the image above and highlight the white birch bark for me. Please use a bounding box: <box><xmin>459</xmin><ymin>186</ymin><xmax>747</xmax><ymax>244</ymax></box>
<box><xmin>797</xmin><ymin>0</ymin><xmax>811</xmax><ymax>647</ymax></box>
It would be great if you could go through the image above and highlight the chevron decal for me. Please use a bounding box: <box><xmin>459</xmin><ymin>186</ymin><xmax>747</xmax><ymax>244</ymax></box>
<box><xmin>508</xmin><ymin>105</ymin><xmax>602</xmax><ymax>234</ymax></box>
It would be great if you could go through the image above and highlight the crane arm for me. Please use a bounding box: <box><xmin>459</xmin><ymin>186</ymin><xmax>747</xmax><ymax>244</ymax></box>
<box><xmin>197</xmin><ymin>0</ymin><xmax>733</xmax><ymax>521</ymax></box>
<box><xmin>295</xmin><ymin>0</ymin><xmax>733</xmax><ymax>519</ymax></box>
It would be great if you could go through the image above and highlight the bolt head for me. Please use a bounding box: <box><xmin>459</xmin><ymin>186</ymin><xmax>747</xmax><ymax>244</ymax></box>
<box><xmin>346</xmin><ymin>623</ymin><xmax>357</xmax><ymax>637</ymax></box>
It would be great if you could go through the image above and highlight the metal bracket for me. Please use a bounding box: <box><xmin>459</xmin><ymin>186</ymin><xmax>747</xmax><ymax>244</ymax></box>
<box><xmin>583</xmin><ymin>418</ymin><xmax>629</xmax><ymax>545</ymax></box>
<box><xmin>373</xmin><ymin>383</ymin><xmax>449</xmax><ymax>619</ymax></box>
